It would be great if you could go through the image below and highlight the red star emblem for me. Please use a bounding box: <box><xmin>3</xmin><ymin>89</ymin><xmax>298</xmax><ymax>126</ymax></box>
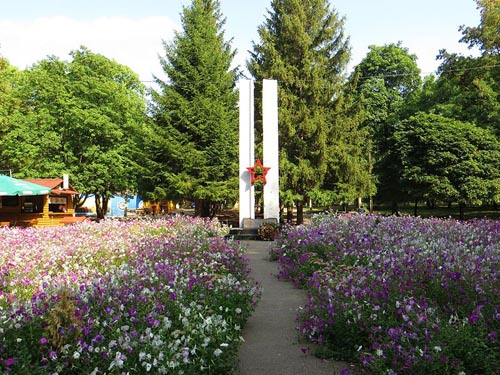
<box><xmin>247</xmin><ymin>159</ymin><xmax>270</xmax><ymax>185</ymax></box>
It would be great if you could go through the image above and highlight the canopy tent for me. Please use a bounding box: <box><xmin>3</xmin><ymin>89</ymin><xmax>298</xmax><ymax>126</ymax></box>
<box><xmin>0</xmin><ymin>175</ymin><xmax>51</xmax><ymax>196</ymax></box>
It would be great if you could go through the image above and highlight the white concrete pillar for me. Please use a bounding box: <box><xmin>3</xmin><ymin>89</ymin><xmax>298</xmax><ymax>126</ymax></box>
<box><xmin>239</xmin><ymin>79</ymin><xmax>255</xmax><ymax>227</ymax></box>
<box><xmin>263</xmin><ymin>79</ymin><xmax>280</xmax><ymax>222</ymax></box>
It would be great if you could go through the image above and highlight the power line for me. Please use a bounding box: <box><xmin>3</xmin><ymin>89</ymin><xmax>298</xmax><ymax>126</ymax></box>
<box><xmin>141</xmin><ymin>62</ymin><xmax>500</xmax><ymax>85</ymax></box>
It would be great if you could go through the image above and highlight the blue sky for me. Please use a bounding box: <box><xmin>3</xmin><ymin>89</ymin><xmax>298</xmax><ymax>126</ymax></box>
<box><xmin>0</xmin><ymin>0</ymin><xmax>480</xmax><ymax>83</ymax></box>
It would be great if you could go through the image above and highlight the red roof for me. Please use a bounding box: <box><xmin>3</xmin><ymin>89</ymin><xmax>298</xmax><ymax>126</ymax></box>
<box><xmin>24</xmin><ymin>179</ymin><xmax>79</xmax><ymax>195</ymax></box>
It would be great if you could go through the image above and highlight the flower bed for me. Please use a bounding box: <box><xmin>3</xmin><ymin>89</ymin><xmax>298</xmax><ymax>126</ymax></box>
<box><xmin>272</xmin><ymin>214</ymin><xmax>500</xmax><ymax>374</ymax></box>
<box><xmin>0</xmin><ymin>216</ymin><xmax>261</xmax><ymax>374</ymax></box>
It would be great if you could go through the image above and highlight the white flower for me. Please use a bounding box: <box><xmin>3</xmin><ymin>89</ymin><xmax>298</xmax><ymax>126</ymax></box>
<box><xmin>235</xmin><ymin>308</ymin><xmax>242</xmax><ymax>314</ymax></box>
<box><xmin>220</xmin><ymin>343</ymin><xmax>229</xmax><ymax>347</ymax></box>
<box><xmin>214</xmin><ymin>348</ymin><xmax>223</xmax><ymax>357</ymax></box>
<box><xmin>73</xmin><ymin>351</ymin><xmax>80</xmax><ymax>359</ymax></box>
<box><xmin>433</xmin><ymin>346</ymin><xmax>442</xmax><ymax>352</ymax></box>
<box><xmin>376</xmin><ymin>349</ymin><xmax>383</xmax><ymax>357</ymax></box>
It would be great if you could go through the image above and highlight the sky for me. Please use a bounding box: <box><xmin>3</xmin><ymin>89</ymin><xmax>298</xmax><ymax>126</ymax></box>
<box><xmin>0</xmin><ymin>0</ymin><xmax>481</xmax><ymax>85</ymax></box>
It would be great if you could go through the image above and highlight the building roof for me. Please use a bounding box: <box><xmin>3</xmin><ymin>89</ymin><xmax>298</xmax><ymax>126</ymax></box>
<box><xmin>24</xmin><ymin>179</ymin><xmax>79</xmax><ymax>195</ymax></box>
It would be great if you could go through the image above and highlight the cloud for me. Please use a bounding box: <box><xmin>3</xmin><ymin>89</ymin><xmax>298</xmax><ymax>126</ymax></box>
<box><xmin>0</xmin><ymin>15</ymin><xmax>178</xmax><ymax>82</ymax></box>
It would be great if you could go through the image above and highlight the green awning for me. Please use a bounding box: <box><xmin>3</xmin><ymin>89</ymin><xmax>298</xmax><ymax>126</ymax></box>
<box><xmin>0</xmin><ymin>175</ymin><xmax>51</xmax><ymax>196</ymax></box>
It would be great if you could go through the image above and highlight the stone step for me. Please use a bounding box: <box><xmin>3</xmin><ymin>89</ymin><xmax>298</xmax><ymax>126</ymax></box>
<box><xmin>226</xmin><ymin>228</ymin><xmax>261</xmax><ymax>241</ymax></box>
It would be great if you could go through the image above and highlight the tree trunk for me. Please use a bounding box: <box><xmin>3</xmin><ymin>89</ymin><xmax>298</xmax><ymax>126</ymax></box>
<box><xmin>286</xmin><ymin>205</ymin><xmax>294</xmax><ymax>223</ymax></box>
<box><xmin>356</xmin><ymin>197</ymin><xmax>362</xmax><ymax>209</ymax></box>
<box><xmin>296</xmin><ymin>200</ymin><xmax>304</xmax><ymax>225</ymax></box>
<box><xmin>391</xmin><ymin>200</ymin><xmax>399</xmax><ymax>216</ymax></box>
<box><xmin>94</xmin><ymin>194</ymin><xmax>109</xmax><ymax>220</ymax></box>
<box><xmin>196</xmin><ymin>199</ymin><xmax>211</xmax><ymax>218</ymax></box>
<box><xmin>413</xmin><ymin>199</ymin><xmax>418</xmax><ymax>217</ymax></box>
<box><xmin>459</xmin><ymin>202</ymin><xmax>465</xmax><ymax>221</ymax></box>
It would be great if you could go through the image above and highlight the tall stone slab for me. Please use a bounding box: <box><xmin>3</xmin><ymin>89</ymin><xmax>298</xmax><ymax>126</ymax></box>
<box><xmin>239</xmin><ymin>79</ymin><xmax>255</xmax><ymax>227</ymax></box>
<box><xmin>262</xmin><ymin>79</ymin><xmax>280</xmax><ymax>221</ymax></box>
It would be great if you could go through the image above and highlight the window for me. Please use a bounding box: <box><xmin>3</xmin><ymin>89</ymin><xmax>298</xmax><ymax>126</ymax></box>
<box><xmin>1</xmin><ymin>196</ymin><xmax>19</xmax><ymax>207</ymax></box>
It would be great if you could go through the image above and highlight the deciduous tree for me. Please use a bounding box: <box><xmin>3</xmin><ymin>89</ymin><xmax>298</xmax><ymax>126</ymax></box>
<box><xmin>352</xmin><ymin>43</ymin><xmax>421</xmax><ymax>212</ymax></box>
<box><xmin>395</xmin><ymin>113</ymin><xmax>500</xmax><ymax>219</ymax></box>
<box><xmin>0</xmin><ymin>56</ymin><xmax>19</xmax><ymax>169</ymax></box>
<box><xmin>1</xmin><ymin>48</ymin><xmax>147</xmax><ymax>218</ymax></box>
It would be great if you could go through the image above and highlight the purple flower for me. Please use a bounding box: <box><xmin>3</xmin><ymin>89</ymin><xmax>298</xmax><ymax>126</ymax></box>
<box><xmin>4</xmin><ymin>358</ymin><xmax>16</xmax><ymax>366</ymax></box>
<box><xmin>487</xmin><ymin>331</ymin><xmax>497</xmax><ymax>340</ymax></box>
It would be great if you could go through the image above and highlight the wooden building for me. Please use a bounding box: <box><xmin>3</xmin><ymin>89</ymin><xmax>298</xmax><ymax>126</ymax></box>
<box><xmin>0</xmin><ymin>178</ymin><xmax>85</xmax><ymax>227</ymax></box>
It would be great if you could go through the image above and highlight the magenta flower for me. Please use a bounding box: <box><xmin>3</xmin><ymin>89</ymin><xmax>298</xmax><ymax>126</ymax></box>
<box><xmin>4</xmin><ymin>358</ymin><xmax>15</xmax><ymax>366</ymax></box>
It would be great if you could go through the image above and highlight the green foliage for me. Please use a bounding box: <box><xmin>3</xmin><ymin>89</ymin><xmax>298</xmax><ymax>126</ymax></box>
<box><xmin>352</xmin><ymin>43</ymin><xmax>422</xmax><ymax>208</ymax></box>
<box><xmin>324</xmin><ymin>75</ymin><xmax>375</xmax><ymax>205</ymax></box>
<box><xmin>459</xmin><ymin>0</ymin><xmax>500</xmax><ymax>55</ymax></box>
<box><xmin>248</xmin><ymin>0</ymin><xmax>351</xmax><ymax>223</ymax></box>
<box><xmin>407</xmin><ymin>3</ymin><xmax>500</xmax><ymax>214</ymax></box>
<box><xmin>394</xmin><ymin>112</ymin><xmax>500</xmax><ymax>207</ymax></box>
<box><xmin>0</xmin><ymin>57</ymin><xmax>19</xmax><ymax>148</ymax></box>
<box><xmin>0</xmin><ymin>48</ymin><xmax>148</xmax><ymax>217</ymax></box>
<box><xmin>356</xmin><ymin>42</ymin><xmax>422</xmax><ymax>100</ymax></box>
<box><xmin>430</xmin><ymin>3</ymin><xmax>500</xmax><ymax>141</ymax></box>
<box><xmin>432</xmin><ymin>53</ymin><xmax>500</xmax><ymax>137</ymax></box>
<box><xmin>149</xmin><ymin>0</ymin><xmax>238</xmax><ymax>216</ymax></box>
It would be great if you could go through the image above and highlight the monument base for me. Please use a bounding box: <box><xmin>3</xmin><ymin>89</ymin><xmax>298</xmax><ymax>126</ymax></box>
<box><xmin>226</xmin><ymin>217</ymin><xmax>278</xmax><ymax>241</ymax></box>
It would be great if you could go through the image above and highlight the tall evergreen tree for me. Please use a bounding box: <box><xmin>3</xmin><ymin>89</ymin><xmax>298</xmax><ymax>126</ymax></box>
<box><xmin>149</xmin><ymin>0</ymin><xmax>238</xmax><ymax>217</ymax></box>
<box><xmin>248</xmin><ymin>0</ymin><xmax>351</xmax><ymax>224</ymax></box>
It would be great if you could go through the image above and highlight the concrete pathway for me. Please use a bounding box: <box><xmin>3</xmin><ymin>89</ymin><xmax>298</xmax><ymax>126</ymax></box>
<box><xmin>237</xmin><ymin>240</ymin><xmax>348</xmax><ymax>375</ymax></box>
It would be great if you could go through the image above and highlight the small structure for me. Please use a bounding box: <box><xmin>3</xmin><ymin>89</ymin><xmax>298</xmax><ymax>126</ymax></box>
<box><xmin>25</xmin><ymin>178</ymin><xmax>84</xmax><ymax>226</ymax></box>
<box><xmin>0</xmin><ymin>175</ymin><xmax>83</xmax><ymax>227</ymax></box>
<box><xmin>0</xmin><ymin>175</ymin><xmax>50</xmax><ymax>227</ymax></box>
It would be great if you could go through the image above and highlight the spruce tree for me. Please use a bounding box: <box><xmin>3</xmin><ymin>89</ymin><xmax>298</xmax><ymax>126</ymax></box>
<box><xmin>150</xmin><ymin>0</ymin><xmax>238</xmax><ymax>217</ymax></box>
<box><xmin>248</xmin><ymin>0</ymin><xmax>351</xmax><ymax>224</ymax></box>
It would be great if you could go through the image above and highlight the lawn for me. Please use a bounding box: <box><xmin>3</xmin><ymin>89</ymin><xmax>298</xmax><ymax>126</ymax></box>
<box><xmin>0</xmin><ymin>216</ymin><xmax>261</xmax><ymax>374</ymax></box>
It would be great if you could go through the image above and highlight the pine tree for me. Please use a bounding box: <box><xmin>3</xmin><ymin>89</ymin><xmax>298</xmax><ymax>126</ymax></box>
<box><xmin>248</xmin><ymin>0</ymin><xmax>351</xmax><ymax>223</ymax></box>
<box><xmin>150</xmin><ymin>0</ymin><xmax>238</xmax><ymax>217</ymax></box>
